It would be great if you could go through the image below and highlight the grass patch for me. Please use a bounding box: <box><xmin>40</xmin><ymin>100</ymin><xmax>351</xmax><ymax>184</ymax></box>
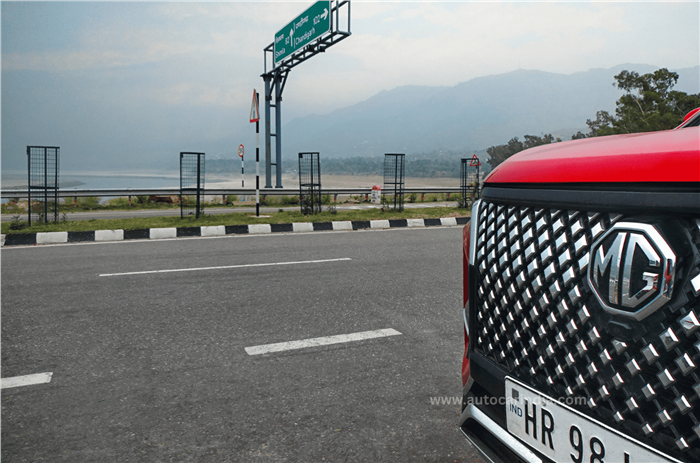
<box><xmin>0</xmin><ymin>197</ymin><xmax>261</xmax><ymax>215</ymax></box>
<box><xmin>1</xmin><ymin>207</ymin><xmax>469</xmax><ymax>235</ymax></box>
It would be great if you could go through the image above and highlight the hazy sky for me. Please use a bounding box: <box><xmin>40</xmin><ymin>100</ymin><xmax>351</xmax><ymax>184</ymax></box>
<box><xmin>2</xmin><ymin>1</ymin><xmax>699</xmax><ymax>172</ymax></box>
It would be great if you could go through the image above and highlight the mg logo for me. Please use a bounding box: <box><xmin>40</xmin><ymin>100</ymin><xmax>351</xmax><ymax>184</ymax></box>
<box><xmin>588</xmin><ymin>222</ymin><xmax>676</xmax><ymax>321</ymax></box>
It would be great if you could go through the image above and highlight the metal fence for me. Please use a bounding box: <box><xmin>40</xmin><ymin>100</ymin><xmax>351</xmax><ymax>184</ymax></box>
<box><xmin>180</xmin><ymin>152</ymin><xmax>205</xmax><ymax>218</ymax></box>
<box><xmin>27</xmin><ymin>146</ymin><xmax>60</xmax><ymax>225</ymax></box>
<box><xmin>383</xmin><ymin>153</ymin><xmax>405</xmax><ymax>211</ymax></box>
<box><xmin>298</xmin><ymin>152</ymin><xmax>321</xmax><ymax>214</ymax></box>
<box><xmin>460</xmin><ymin>156</ymin><xmax>481</xmax><ymax>208</ymax></box>
<box><xmin>2</xmin><ymin>186</ymin><xmax>465</xmax><ymax>201</ymax></box>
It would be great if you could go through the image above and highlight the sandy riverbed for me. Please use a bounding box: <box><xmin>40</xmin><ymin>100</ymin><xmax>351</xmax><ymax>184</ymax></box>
<box><xmin>208</xmin><ymin>174</ymin><xmax>461</xmax><ymax>189</ymax></box>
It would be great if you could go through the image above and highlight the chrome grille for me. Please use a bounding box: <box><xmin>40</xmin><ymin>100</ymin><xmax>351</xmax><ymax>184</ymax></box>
<box><xmin>472</xmin><ymin>201</ymin><xmax>700</xmax><ymax>459</ymax></box>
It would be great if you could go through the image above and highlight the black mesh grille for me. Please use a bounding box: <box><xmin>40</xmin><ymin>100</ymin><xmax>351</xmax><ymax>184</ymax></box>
<box><xmin>472</xmin><ymin>201</ymin><xmax>700</xmax><ymax>460</ymax></box>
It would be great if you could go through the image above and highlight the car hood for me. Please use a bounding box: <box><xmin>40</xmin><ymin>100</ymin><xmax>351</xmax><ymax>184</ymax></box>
<box><xmin>485</xmin><ymin>127</ymin><xmax>700</xmax><ymax>184</ymax></box>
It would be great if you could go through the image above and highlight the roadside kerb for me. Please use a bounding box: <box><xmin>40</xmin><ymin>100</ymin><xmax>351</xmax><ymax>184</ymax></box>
<box><xmin>201</xmin><ymin>226</ymin><xmax>225</xmax><ymax>237</ymax></box>
<box><xmin>292</xmin><ymin>223</ymin><xmax>314</xmax><ymax>233</ymax></box>
<box><xmin>249</xmin><ymin>224</ymin><xmax>272</xmax><ymax>234</ymax></box>
<box><xmin>1</xmin><ymin>217</ymin><xmax>469</xmax><ymax>247</ymax></box>
<box><xmin>370</xmin><ymin>220</ymin><xmax>390</xmax><ymax>229</ymax></box>
<box><xmin>150</xmin><ymin>228</ymin><xmax>177</xmax><ymax>239</ymax></box>
<box><xmin>95</xmin><ymin>229</ymin><xmax>124</xmax><ymax>241</ymax></box>
<box><xmin>332</xmin><ymin>221</ymin><xmax>353</xmax><ymax>231</ymax></box>
<box><xmin>36</xmin><ymin>232</ymin><xmax>68</xmax><ymax>245</ymax></box>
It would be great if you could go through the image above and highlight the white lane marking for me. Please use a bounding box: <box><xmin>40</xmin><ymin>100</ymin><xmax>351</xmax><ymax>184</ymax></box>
<box><xmin>99</xmin><ymin>257</ymin><xmax>352</xmax><ymax>277</ymax></box>
<box><xmin>245</xmin><ymin>328</ymin><xmax>402</xmax><ymax>355</ymax></box>
<box><xmin>1</xmin><ymin>372</ymin><xmax>53</xmax><ymax>389</ymax></box>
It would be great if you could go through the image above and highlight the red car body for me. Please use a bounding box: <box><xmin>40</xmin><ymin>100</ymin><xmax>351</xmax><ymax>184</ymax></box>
<box><xmin>460</xmin><ymin>110</ymin><xmax>700</xmax><ymax>463</ymax></box>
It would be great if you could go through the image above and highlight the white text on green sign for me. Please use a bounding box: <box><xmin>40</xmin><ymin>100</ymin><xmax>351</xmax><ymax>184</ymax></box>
<box><xmin>274</xmin><ymin>1</ymin><xmax>330</xmax><ymax>65</ymax></box>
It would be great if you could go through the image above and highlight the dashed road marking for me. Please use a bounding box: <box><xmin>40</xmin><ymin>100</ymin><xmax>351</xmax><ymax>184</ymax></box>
<box><xmin>99</xmin><ymin>257</ymin><xmax>352</xmax><ymax>277</ymax></box>
<box><xmin>245</xmin><ymin>328</ymin><xmax>402</xmax><ymax>355</ymax></box>
<box><xmin>1</xmin><ymin>372</ymin><xmax>53</xmax><ymax>389</ymax></box>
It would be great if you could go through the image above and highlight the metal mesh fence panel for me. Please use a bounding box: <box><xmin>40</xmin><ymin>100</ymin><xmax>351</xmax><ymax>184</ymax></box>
<box><xmin>180</xmin><ymin>152</ymin><xmax>205</xmax><ymax>219</ymax></box>
<box><xmin>383</xmin><ymin>153</ymin><xmax>405</xmax><ymax>211</ymax></box>
<box><xmin>460</xmin><ymin>159</ymin><xmax>469</xmax><ymax>208</ymax></box>
<box><xmin>298</xmin><ymin>152</ymin><xmax>321</xmax><ymax>214</ymax></box>
<box><xmin>459</xmin><ymin>156</ymin><xmax>480</xmax><ymax>208</ymax></box>
<box><xmin>27</xmin><ymin>146</ymin><xmax>59</xmax><ymax>225</ymax></box>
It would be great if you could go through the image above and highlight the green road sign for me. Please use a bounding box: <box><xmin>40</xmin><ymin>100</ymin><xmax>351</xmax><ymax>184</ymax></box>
<box><xmin>274</xmin><ymin>1</ymin><xmax>330</xmax><ymax>65</ymax></box>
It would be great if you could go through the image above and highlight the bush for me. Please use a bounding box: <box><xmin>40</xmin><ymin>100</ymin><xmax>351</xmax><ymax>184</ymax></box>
<box><xmin>280</xmin><ymin>195</ymin><xmax>299</xmax><ymax>205</ymax></box>
<box><xmin>79</xmin><ymin>197</ymin><xmax>101</xmax><ymax>209</ymax></box>
<box><xmin>321</xmin><ymin>194</ymin><xmax>331</xmax><ymax>205</ymax></box>
<box><xmin>225</xmin><ymin>195</ymin><xmax>238</xmax><ymax>205</ymax></box>
<box><xmin>408</xmin><ymin>193</ymin><xmax>417</xmax><ymax>203</ymax></box>
<box><xmin>106</xmin><ymin>197</ymin><xmax>130</xmax><ymax>208</ymax></box>
<box><xmin>181</xmin><ymin>196</ymin><xmax>197</xmax><ymax>206</ymax></box>
<box><xmin>31</xmin><ymin>201</ymin><xmax>59</xmax><ymax>212</ymax></box>
<box><xmin>135</xmin><ymin>195</ymin><xmax>150</xmax><ymax>205</ymax></box>
<box><xmin>9</xmin><ymin>215</ymin><xmax>25</xmax><ymax>230</ymax></box>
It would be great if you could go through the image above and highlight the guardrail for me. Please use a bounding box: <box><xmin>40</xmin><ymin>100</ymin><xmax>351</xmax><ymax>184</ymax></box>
<box><xmin>1</xmin><ymin>186</ymin><xmax>464</xmax><ymax>199</ymax></box>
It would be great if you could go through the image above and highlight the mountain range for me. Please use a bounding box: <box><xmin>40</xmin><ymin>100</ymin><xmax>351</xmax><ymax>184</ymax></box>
<box><xmin>282</xmin><ymin>64</ymin><xmax>700</xmax><ymax>159</ymax></box>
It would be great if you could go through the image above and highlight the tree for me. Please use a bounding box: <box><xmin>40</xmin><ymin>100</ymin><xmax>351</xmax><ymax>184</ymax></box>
<box><xmin>487</xmin><ymin>134</ymin><xmax>560</xmax><ymax>170</ymax></box>
<box><xmin>586</xmin><ymin>68</ymin><xmax>700</xmax><ymax>136</ymax></box>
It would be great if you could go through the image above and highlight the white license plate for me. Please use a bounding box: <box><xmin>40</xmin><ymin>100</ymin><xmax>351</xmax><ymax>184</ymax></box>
<box><xmin>505</xmin><ymin>377</ymin><xmax>681</xmax><ymax>463</ymax></box>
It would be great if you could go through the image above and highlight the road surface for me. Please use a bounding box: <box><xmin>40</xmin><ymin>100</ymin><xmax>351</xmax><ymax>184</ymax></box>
<box><xmin>2</xmin><ymin>226</ymin><xmax>479</xmax><ymax>462</ymax></box>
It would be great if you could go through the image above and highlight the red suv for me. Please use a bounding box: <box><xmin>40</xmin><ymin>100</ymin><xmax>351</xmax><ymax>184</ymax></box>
<box><xmin>460</xmin><ymin>109</ymin><xmax>700</xmax><ymax>463</ymax></box>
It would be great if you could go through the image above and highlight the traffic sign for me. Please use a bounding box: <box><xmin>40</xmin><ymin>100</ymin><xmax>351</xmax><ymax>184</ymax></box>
<box><xmin>470</xmin><ymin>155</ymin><xmax>481</xmax><ymax>167</ymax></box>
<box><xmin>274</xmin><ymin>1</ymin><xmax>330</xmax><ymax>65</ymax></box>
<box><xmin>238</xmin><ymin>144</ymin><xmax>244</xmax><ymax>158</ymax></box>
<box><xmin>249</xmin><ymin>90</ymin><xmax>259</xmax><ymax>123</ymax></box>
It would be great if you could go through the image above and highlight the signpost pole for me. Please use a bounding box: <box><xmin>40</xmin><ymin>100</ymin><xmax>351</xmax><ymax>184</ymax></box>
<box><xmin>238</xmin><ymin>144</ymin><xmax>245</xmax><ymax>188</ymax></box>
<box><xmin>469</xmin><ymin>154</ymin><xmax>481</xmax><ymax>199</ymax></box>
<box><xmin>264</xmin><ymin>75</ymin><xmax>272</xmax><ymax>188</ymax></box>
<box><xmin>196</xmin><ymin>154</ymin><xmax>201</xmax><ymax>219</ymax></box>
<box><xmin>256</xmin><ymin>104</ymin><xmax>260</xmax><ymax>216</ymax></box>
<box><xmin>250</xmin><ymin>90</ymin><xmax>261</xmax><ymax>217</ymax></box>
<box><xmin>275</xmin><ymin>71</ymin><xmax>283</xmax><ymax>188</ymax></box>
<box><xmin>262</xmin><ymin>0</ymin><xmax>351</xmax><ymax>194</ymax></box>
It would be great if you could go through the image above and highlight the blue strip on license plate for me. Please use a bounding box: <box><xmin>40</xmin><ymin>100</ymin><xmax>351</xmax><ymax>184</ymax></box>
<box><xmin>505</xmin><ymin>377</ymin><xmax>681</xmax><ymax>463</ymax></box>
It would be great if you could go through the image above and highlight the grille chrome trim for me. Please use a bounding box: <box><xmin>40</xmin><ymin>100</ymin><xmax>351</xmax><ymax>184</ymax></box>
<box><xmin>459</xmin><ymin>404</ymin><xmax>542</xmax><ymax>463</ymax></box>
<box><xmin>470</xmin><ymin>201</ymin><xmax>700</xmax><ymax>460</ymax></box>
<box><xmin>469</xmin><ymin>200</ymin><xmax>482</xmax><ymax>265</ymax></box>
<box><xmin>692</xmin><ymin>274</ymin><xmax>700</xmax><ymax>297</ymax></box>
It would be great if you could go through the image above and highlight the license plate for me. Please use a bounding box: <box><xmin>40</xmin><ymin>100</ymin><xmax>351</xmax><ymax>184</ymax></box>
<box><xmin>505</xmin><ymin>377</ymin><xmax>681</xmax><ymax>463</ymax></box>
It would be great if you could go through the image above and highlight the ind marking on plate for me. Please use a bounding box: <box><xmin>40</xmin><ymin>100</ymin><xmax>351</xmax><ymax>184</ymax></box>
<box><xmin>274</xmin><ymin>1</ymin><xmax>331</xmax><ymax>65</ymax></box>
<box><xmin>504</xmin><ymin>377</ymin><xmax>680</xmax><ymax>463</ymax></box>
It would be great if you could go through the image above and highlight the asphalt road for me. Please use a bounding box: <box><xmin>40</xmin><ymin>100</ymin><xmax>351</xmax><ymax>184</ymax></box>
<box><xmin>1</xmin><ymin>202</ymin><xmax>458</xmax><ymax>222</ymax></box>
<box><xmin>1</xmin><ymin>226</ymin><xmax>480</xmax><ymax>462</ymax></box>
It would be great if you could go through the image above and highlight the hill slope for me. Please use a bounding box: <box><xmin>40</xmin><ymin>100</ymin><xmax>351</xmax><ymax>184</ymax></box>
<box><xmin>282</xmin><ymin>64</ymin><xmax>700</xmax><ymax>158</ymax></box>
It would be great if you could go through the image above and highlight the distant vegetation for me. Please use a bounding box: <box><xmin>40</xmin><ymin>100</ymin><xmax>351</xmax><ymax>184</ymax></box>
<box><xmin>584</xmin><ymin>68</ymin><xmax>700</xmax><ymax>136</ymax></box>
<box><xmin>485</xmin><ymin>68</ymin><xmax>700</xmax><ymax>170</ymax></box>
<box><xmin>207</xmin><ymin>68</ymin><xmax>700</xmax><ymax>178</ymax></box>
<box><xmin>288</xmin><ymin>150</ymin><xmax>488</xmax><ymax>178</ymax></box>
<box><xmin>208</xmin><ymin>150</ymin><xmax>489</xmax><ymax>179</ymax></box>
<box><xmin>486</xmin><ymin>134</ymin><xmax>560</xmax><ymax>170</ymax></box>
